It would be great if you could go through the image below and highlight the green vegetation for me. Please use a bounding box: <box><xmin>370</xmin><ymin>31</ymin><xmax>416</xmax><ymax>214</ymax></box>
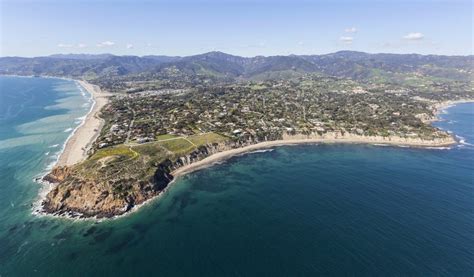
<box><xmin>159</xmin><ymin>138</ymin><xmax>195</xmax><ymax>155</ymax></box>
<box><xmin>36</xmin><ymin>51</ymin><xmax>474</xmax><ymax>218</ymax></box>
<box><xmin>133</xmin><ymin>143</ymin><xmax>167</xmax><ymax>157</ymax></box>
<box><xmin>79</xmin><ymin>132</ymin><xmax>228</xmax><ymax>179</ymax></box>
<box><xmin>90</xmin><ymin>145</ymin><xmax>137</xmax><ymax>160</ymax></box>
<box><xmin>187</xmin><ymin>133</ymin><xmax>227</xmax><ymax>146</ymax></box>
<box><xmin>156</xmin><ymin>134</ymin><xmax>180</xmax><ymax>141</ymax></box>
<box><xmin>2</xmin><ymin>51</ymin><xmax>472</xmax><ymax>93</ymax></box>
<box><xmin>94</xmin><ymin>74</ymin><xmax>471</xmax><ymax>153</ymax></box>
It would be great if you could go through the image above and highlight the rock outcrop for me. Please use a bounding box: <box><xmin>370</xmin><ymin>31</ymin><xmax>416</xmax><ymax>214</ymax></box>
<box><xmin>41</xmin><ymin>142</ymin><xmax>244</xmax><ymax>218</ymax></box>
<box><xmin>42</xmin><ymin>166</ymin><xmax>73</xmax><ymax>183</ymax></box>
<box><xmin>40</xmin><ymin>132</ymin><xmax>455</xmax><ymax>219</ymax></box>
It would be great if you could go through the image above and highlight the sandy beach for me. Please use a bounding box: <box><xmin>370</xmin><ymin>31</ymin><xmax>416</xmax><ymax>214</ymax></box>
<box><xmin>56</xmin><ymin>80</ymin><xmax>110</xmax><ymax>166</ymax></box>
<box><xmin>433</xmin><ymin>99</ymin><xmax>474</xmax><ymax>113</ymax></box>
<box><xmin>172</xmin><ymin>100</ymin><xmax>474</xmax><ymax>178</ymax></box>
<box><xmin>35</xmin><ymin>96</ymin><xmax>471</xmax><ymax>221</ymax></box>
<box><xmin>171</xmin><ymin>133</ymin><xmax>456</xmax><ymax>178</ymax></box>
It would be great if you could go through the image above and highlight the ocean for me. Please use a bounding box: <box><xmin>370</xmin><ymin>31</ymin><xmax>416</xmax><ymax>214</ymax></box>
<box><xmin>0</xmin><ymin>76</ymin><xmax>473</xmax><ymax>276</ymax></box>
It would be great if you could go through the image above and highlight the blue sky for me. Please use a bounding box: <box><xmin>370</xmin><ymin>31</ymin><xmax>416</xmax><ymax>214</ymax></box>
<box><xmin>0</xmin><ymin>0</ymin><xmax>472</xmax><ymax>57</ymax></box>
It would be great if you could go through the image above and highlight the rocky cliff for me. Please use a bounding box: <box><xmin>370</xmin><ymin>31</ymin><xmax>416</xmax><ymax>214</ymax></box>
<box><xmin>41</xmin><ymin>142</ymin><xmax>245</xmax><ymax>218</ymax></box>
<box><xmin>40</xmin><ymin>132</ymin><xmax>455</xmax><ymax>219</ymax></box>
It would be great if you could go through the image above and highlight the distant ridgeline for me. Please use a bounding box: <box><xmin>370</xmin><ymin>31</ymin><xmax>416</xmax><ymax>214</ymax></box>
<box><xmin>1</xmin><ymin>51</ymin><xmax>473</xmax><ymax>92</ymax></box>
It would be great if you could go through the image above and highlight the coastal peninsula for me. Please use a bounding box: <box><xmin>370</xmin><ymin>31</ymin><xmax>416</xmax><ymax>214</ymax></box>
<box><xmin>2</xmin><ymin>51</ymin><xmax>470</xmax><ymax>219</ymax></box>
<box><xmin>40</xmin><ymin>80</ymin><xmax>467</xmax><ymax>218</ymax></box>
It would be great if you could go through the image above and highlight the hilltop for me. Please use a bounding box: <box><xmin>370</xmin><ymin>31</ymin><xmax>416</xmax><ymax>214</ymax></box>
<box><xmin>1</xmin><ymin>51</ymin><xmax>472</xmax><ymax>86</ymax></box>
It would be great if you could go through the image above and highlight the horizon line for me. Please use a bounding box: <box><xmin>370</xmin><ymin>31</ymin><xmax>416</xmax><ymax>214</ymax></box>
<box><xmin>2</xmin><ymin>50</ymin><xmax>473</xmax><ymax>59</ymax></box>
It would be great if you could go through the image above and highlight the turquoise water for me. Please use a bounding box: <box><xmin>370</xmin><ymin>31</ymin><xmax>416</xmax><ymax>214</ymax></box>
<box><xmin>0</xmin><ymin>76</ymin><xmax>473</xmax><ymax>276</ymax></box>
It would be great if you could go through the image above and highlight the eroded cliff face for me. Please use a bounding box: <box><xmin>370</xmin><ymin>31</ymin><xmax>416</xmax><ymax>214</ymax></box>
<box><xmin>40</xmin><ymin>133</ymin><xmax>455</xmax><ymax>219</ymax></box>
<box><xmin>169</xmin><ymin>142</ymin><xmax>248</xmax><ymax>170</ymax></box>
<box><xmin>42</xmin><ymin>167</ymin><xmax>163</xmax><ymax>218</ymax></box>
<box><xmin>42</xmin><ymin>166</ymin><xmax>73</xmax><ymax>183</ymax></box>
<box><xmin>41</xmin><ymin>142</ymin><xmax>244</xmax><ymax>218</ymax></box>
<box><xmin>281</xmin><ymin>132</ymin><xmax>456</xmax><ymax>146</ymax></box>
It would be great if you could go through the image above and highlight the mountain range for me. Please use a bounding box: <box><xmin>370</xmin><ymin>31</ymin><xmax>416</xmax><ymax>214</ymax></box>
<box><xmin>1</xmin><ymin>51</ymin><xmax>472</xmax><ymax>82</ymax></box>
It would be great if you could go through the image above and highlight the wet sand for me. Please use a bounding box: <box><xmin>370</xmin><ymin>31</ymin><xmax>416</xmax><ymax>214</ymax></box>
<box><xmin>56</xmin><ymin>80</ymin><xmax>110</xmax><ymax>166</ymax></box>
<box><xmin>172</xmin><ymin>133</ymin><xmax>456</xmax><ymax>177</ymax></box>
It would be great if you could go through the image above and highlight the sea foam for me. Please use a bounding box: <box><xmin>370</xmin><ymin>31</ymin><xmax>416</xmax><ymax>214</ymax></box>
<box><xmin>247</xmin><ymin>149</ymin><xmax>275</xmax><ymax>154</ymax></box>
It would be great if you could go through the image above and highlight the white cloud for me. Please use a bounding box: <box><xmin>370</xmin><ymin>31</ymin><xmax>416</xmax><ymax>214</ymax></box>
<box><xmin>403</xmin><ymin>32</ymin><xmax>424</xmax><ymax>40</ymax></box>
<box><xmin>57</xmin><ymin>43</ymin><xmax>88</xmax><ymax>49</ymax></box>
<box><xmin>57</xmin><ymin>43</ymin><xmax>73</xmax><ymax>48</ymax></box>
<box><xmin>339</xmin><ymin>36</ymin><xmax>354</xmax><ymax>44</ymax></box>
<box><xmin>126</xmin><ymin>43</ymin><xmax>134</xmax><ymax>49</ymax></box>
<box><xmin>97</xmin><ymin>41</ymin><xmax>115</xmax><ymax>47</ymax></box>
<box><xmin>298</xmin><ymin>41</ymin><xmax>304</xmax><ymax>46</ymax></box>
<box><xmin>345</xmin><ymin>27</ymin><xmax>357</xmax><ymax>33</ymax></box>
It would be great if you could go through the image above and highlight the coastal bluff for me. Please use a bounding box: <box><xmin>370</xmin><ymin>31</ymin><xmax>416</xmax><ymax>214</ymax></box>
<box><xmin>42</xmin><ymin>141</ymin><xmax>241</xmax><ymax>218</ymax></box>
<box><xmin>40</xmin><ymin>132</ymin><xmax>455</xmax><ymax>219</ymax></box>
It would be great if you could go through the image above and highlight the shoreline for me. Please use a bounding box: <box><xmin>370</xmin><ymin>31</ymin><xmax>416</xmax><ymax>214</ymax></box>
<box><xmin>171</xmin><ymin>135</ymin><xmax>456</xmax><ymax>178</ymax></box>
<box><xmin>34</xmin><ymin>92</ymin><xmax>471</xmax><ymax>220</ymax></box>
<box><xmin>172</xmin><ymin>99</ymin><xmax>474</xmax><ymax>178</ymax></box>
<box><xmin>1</xmin><ymin>74</ymin><xmax>109</xmax><ymax>166</ymax></box>
<box><xmin>432</xmin><ymin>99</ymin><xmax>474</xmax><ymax>117</ymax></box>
<box><xmin>30</xmin><ymin>77</ymin><xmax>110</xmax><ymax>221</ymax></box>
<box><xmin>34</xmin><ymin>134</ymin><xmax>457</xmax><ymax>222</ymax></box>
<box><xmin>56</xmin><ymin>80</ymin><xmax>110</xmax><ymax>166</ymax></box>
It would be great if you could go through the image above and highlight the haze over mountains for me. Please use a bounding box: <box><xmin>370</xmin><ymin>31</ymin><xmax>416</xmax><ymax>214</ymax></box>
<box><xmin>1</xmin><ymin>51</ymin><xmax>472</xmax><ymax>82</ymax></box>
